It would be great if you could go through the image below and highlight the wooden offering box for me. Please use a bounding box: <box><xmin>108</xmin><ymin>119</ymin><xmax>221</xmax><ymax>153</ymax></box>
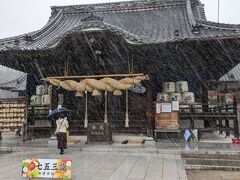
<box><xmin>155</xmin><ymin>101</ymin><xmax>179</xmax><ymax>129</ymax></box>
<box><xmin>155</xmin><ymin>112</ymin><xmax>179</xmax><ymax>129</ymax></box>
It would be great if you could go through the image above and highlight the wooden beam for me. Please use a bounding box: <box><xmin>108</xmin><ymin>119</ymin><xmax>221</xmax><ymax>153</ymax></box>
<box><xmin>44</xmin><ymin>73</ymin><xmax>144</xmax><ymax>79</ymax></box>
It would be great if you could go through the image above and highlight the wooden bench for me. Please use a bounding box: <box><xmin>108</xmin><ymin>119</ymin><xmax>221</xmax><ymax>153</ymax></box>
<box><xmin>154</xmin><ymin>129</ymin><xmax>181</xmax><ymax>141</ymax></box>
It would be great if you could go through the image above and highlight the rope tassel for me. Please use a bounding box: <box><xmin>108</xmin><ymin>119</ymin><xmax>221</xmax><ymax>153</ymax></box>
<box><xmin>104</xmin><ymin>91</ymin><xmax>108</xmax><ymax>123</ymax></box>
<box><xmin>125</xmin><ymin>90</ymin><xmax>129</xmax><ymax>127</ymax></box>
<box><xmin>84</xmin><ymin>91</ymin><xmax>88</xmax><ymax>128</ymax></box>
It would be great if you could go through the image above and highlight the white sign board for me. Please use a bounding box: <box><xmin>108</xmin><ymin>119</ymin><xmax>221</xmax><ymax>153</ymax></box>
<box><xmin>156</xmin><ymin>103</ymin><xmax>161</xmax><ymax>113</ymax></box>
<box><xmin>22</xmin><ymin>159</ymin><xmax>72</xmax><ymax>179</ymax></box>
<box><xmin>161</xmin><ymin>103</ymin><xmax>172</xmax><ymax>112</ymax></box>
<box><xmin>172</xmin><ymin>101</ymin><xmax>179</xmax><ymax>111</ymax></box>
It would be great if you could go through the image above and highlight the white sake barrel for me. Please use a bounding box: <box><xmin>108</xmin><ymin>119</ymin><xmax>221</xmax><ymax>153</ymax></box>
<box><xmin>169</xmin><ymin>93</ymin><xmax>182</xmax><ymax>102</ymax></box>
<box><xmin>48</xmin><ymin>85</ymin><xmax>53</xmax><ymax>94</ymax></box>
<box><xmin>208</xmin><ymin>91</ymin><xmax>218</xmax><ymax>104</ymax></box>
<box><xmin>225</xmin><ymin>93</ymin><xmax>233</xmax><ymax>104</ymax></box>
<box><xmin>36</xmin><ymin>85</ymin><xmax>48</xmax><ymax>95</ymax></box>
<box><xmin>41</xmin><ymin>95</ymin><xmax>52</xmax><ymax>106</ymax></box>
<box><xmin>157</xmin><ymin>93</ymin><xmax>169</xmax><ymax>101</ymax></box>
<box><xmin>182</xmin><ymin>92</ymin><xmax>195</xmax><ymax>103</ymax></box>
<box><xmin>175</xmin><ymin>81</ymin><xmax>188</xmax><ymax>92</ymax></box>
<box><xmin>162</xmin><ymin>82</ymin><xmax>175</xmax><ymax>93</ymax></box>
<box><xmin>30</xmin><ymin>95</ymin><xmax>42</xmax><ymax>106</ymax></box>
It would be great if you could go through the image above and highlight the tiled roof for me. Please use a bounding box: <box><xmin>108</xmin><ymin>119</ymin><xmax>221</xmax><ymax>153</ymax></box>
<box><xmin>0</xmin><ymin>0</ymin><xmax>240</xmax><ymax>51</ymax></box>
<box><xmin>219</xmin><ymin>63</ymin><xmax>240</xmax><ymax>81</ymax></box>
<box><xmin>0</xmin><ymin>65</ymin><xmax>26</xmax><ymax>83</ymax></box>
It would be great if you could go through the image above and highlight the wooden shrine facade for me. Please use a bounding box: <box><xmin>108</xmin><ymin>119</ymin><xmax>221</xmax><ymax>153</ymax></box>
<box><xmin>0</xmin><ymin>0</ymin><xmax>240</xmax><ymax>136</ymax></box>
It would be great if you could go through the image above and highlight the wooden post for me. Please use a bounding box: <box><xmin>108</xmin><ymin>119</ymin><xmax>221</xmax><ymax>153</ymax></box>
<box><xmin>125</xmin><ymin>90</ymin><xmax>129</xmax><ymax>127</ymax></box>
<box><xmin>225</xmin><ymin>103</ymin><xmax>230</xmax><ymax>136</ymax></box>
<box><xmin>84</xmin><ymin>91</ymin><xmax>88</xmax><ymax>128</ymax></box>
<box><xmin>104</xmin><ymin>91</ymin><xmax>108</xmax><ymax>123</ymax></box>
<box><xmin>234</xmin><ymin>90</ymin><xmax>240</xmax><ymax>138</ymax></box>
<box><xmin>202</xmin><ymin>76</ymin><xmax>210</xmax><ymax>129</ymax></box>
<box><xmin>146</xmin><ymin>79</ymin><xmax>153</xmax><ymax>137</ymax></box>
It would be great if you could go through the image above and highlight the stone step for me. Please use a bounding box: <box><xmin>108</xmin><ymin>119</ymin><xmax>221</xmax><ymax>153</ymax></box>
<box><xmin>184</xmin><ymin>158</ymin><xmax>240</xmax><ymax>167</ymax></box>
<box><xmin>185</xmin><ymin>164</ymin><xmax>240</xmax><ymax>171</ymax></box>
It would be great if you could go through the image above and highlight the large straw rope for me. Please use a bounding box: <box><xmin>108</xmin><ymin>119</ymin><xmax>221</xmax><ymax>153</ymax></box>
<box><xmin>135</xmin><ymin>75</ymin><xmax>149</xmax><ymax>80</ymax></box>
<box><xmin>100</xmin><ymin>78</ymin><xmax>132</xmax><ymax>90</ymax></box>
<box><xmin>77</xmin><ymin>79</ymin><xmax>94</xmax><ymax>92</ymax></box>
<box><xmin>45</xmin><ymin>78</ymin><xmax>61</xmax><ymax>87</ymax></box>
<box><xmin>60</xmin><ymin>80</ymin><xmax>78</xmax><ymax>91</ymax></box>
<box><xmin>119</xmin><ymin>77</ymin><xmax>141</xmax><ymax>84</ymax></box>
<box><xmin>85</xmin><ymin>79</ymin><xmax>114</xmax><ymax>92</ymax></box>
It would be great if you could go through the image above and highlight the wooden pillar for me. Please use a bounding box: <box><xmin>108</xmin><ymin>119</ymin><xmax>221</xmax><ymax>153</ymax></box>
<box><xmin>146</xmin><ymin>78</ymin><xmax>154</xmax><ymax>137</ymax></box>
<box><xmin>234</xmin><ymin>90</ymin><xmax>240</xmax><ymax>138</ymax></box>
<box><xmin>225</xmin><ymin>103</ymin><xmax>231</xmax><ymax>136</ymax></box>
<box><xmin>202</xmin><ymin>78</ymin><xmax>209</xmax><ymax>112</ymax></box>
<box><xmin>202</xmin><ymin>75</ymin><xmax>209</xmax><ymax>130</ymax></box>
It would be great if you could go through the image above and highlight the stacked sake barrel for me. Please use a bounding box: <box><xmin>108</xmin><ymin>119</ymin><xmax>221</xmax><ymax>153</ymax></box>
<box><xmin>155</xmin><ymin>81</ymin><xmax>195</xmax><ymax>130</ymax></box>
<box><xmin>31</xmin><ymin>85</ymin><xmax>52</xmax><ymax>106</ymax></box>
<box><xmin>157</xmin><ymin>81</ymin><xmax>195</xmax><ymax>103</ymax></box>
<box><xmin>0</xmin><ymin>103</ymin><xmax>26</xmax><ymax>132</ymax></box>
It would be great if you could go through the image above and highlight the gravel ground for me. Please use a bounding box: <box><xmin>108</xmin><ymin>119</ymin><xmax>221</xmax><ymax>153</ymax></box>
<box><xmin>187</xmin><ymin>170</ymin><xmax>240</xmax><ymax>180</ymax></box>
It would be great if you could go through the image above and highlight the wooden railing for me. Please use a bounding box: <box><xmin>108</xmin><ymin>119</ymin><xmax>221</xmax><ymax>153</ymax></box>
<box><xmin>179</xmin><ymin>102</ymin><xmax>239</xmax><ymax>137</ymax></box>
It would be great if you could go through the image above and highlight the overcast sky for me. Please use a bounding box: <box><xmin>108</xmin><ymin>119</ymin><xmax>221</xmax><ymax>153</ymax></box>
<box><xmin>0</xmin><ymin>0</ymin><xmax>239</xmax><ymax>39</ymax></box>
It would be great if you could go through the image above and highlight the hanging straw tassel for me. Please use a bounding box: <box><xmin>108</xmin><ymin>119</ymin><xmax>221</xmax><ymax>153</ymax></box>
<box><xmin>113</xmin><ymin>89</ymin><xmax>122</xmax><ymax>96</ymax></box>
<box><xmin>104</xmin><ymin>91</ymin><xmax>108</xmax><ymax>123</ymax></box>
<box><xmin>92</xmin><ymin>89</ymin><xmax>102</xmax><ymax>96</ymax></box>
<box><xmin>125</xmin><ymin>90</ymin><xmax>129</xmax><ymax>127</ymax></box>
<box><xmin>84</xmin><ymin>91</ymin><xmax>88</xmax><ymax>128</ymax></box>
<box><xmin>75</xmin><ymin>91</ymin><xmax>84</xmax><ymax>97</ymax></box>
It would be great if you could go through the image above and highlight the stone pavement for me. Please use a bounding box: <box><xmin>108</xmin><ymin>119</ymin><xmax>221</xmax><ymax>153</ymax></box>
<box><xmin>1</xmin><ymin>132</ymin><xmax>240</xmax><ymax>180</ymax></box>
<box><xmin>0</xmin><ymin>149</ymin><xmax>187</xmax><ymax>180</ymax></box>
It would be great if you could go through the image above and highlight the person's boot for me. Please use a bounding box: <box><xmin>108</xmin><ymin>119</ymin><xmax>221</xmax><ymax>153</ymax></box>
<box><xmin>60</xmin><ymin>149</ymin><xmax>64</xmax><ymax>155</ymax></box>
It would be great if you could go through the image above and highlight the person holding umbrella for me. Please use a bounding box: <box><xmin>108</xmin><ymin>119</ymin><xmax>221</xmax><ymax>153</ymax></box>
<box><xmin>48</xmin><ymin>107</ymin><xmax>69</xmax><ymax>155</ymax></box>
<box><xmin>55</xmin><ymin>113</ymin><xmax>69</xmax><ymax>154</ymax></box>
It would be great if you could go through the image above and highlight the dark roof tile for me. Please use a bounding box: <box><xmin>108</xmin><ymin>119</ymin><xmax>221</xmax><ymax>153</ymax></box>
<box><xmin>0</xmin><ymin>0</ymin><xmax>239</xmax><ymax>51</ymax></box>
